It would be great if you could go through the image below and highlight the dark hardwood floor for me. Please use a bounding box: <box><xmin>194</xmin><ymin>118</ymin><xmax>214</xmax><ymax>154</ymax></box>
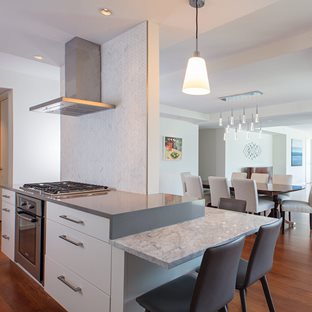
<box><xmin>230</xmin><ymin>212</ymin><xmax>312</xmax><ymax>312</ymax></box>
<box><xmin>0</xmin><ymin>223</ymin><xmax>66</xmax><ymax>312</ymax></box>
<box><xmin>0</xmin><ymin>213</ymin><xmax>311</xmax><ymax>312</ymax></box>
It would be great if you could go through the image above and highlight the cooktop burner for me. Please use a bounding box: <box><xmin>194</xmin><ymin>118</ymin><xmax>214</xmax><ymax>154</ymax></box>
<box><xmin>21</xmin><ymin>181</ymin><xmax>110</xmax><ymax>197</ymax></box>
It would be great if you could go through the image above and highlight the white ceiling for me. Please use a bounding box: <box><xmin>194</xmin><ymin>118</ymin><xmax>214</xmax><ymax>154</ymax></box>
<box><xmin>0</xmin><ymin>0</ymin><xmax>312</xmax><ymax>127</ymax></box>
<box><xmin>0</xmin><ymin>0</ymin><xmax>278</xmax><ymax>65</ymax></box>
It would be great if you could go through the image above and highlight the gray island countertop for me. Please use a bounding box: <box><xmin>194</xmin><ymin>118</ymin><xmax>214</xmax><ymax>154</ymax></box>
<box><xmin>3</xmin><ymin>184</ymin><xmax>200</xmax><ymax>218</ymax></box>
<box><xmin>111</xmin><ymin>207</ymin><xmax>277</xmax><ymax>268</ymax></box>
<box><xmin>2</xmin><ymin>184</ymin><xmax>205</xmax><ymax>239</ymax></box>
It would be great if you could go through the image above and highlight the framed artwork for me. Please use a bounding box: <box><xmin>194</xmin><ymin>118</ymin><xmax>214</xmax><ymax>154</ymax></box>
<box><xmin>164</xmin><ymin>136</ymin><xmax>182</xmax><ymax>160</ymax></box>
<box><xmin>291</xmin><ymin>139</ymin><xmax>303</xmax><ymax>166</ymax></box>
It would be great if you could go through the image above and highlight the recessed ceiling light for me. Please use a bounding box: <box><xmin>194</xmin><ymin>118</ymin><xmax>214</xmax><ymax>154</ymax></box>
<box><xmin>99</xmin><ymin>8</ymin><xmax>112</xmax><ymax>16</ymax></box>
<box><xmin>34</xmin><ymin>55</ymin><xmax>44</xmax><ymax>60</ymax></box>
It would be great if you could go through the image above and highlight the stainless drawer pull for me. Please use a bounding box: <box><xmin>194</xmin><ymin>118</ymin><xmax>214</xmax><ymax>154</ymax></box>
<box><xmin>59</xmin><ymin>215</ymin><xmax>84</xmax><ymax>224</ymax></box>
<box><xmin>2</xmin><ymin>208</ymin><xmax>10</xmax><ymax>212</ymax></box>
<box><xmin>2</xmin><ymin>195</ymin><xmax>10</xmax><ymax>199</ymax></box>
<box><xmin>59</xmin><ymin>235</ymin><xmax>84</xmax><ymax>247</ymax></box>
<box><xmin>57</xmin><ymin>275</ymin><xmax>82</xmax><ymax>293</ymax></box>
<box><xmin>2</xmin><ymin>234</ymin><xmax>9</xmax><ymax>240</ymax></box>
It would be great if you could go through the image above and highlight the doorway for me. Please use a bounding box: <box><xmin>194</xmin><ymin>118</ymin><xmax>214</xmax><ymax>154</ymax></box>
<box><xmin>0</xmin><ymin>89</ymin><xmax>13</xmax><ymax>221</ymax></box>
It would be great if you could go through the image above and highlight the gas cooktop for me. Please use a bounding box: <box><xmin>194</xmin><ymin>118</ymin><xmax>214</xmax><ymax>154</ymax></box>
<box><xmin>20</xmin><ymin>181</ymin><xmax>111</xmax><ymax>198</ymax></box>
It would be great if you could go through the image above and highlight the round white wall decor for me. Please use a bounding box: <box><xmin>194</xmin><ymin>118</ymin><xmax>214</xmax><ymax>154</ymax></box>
<box><xmin>243</xmin><ymin>142</ymin><xmax>262</xmax><ymax>160</ymax></box>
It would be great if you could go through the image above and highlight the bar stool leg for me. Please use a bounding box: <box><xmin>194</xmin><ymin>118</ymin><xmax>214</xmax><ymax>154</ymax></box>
<box><xmin>260</xmin><ymin>276</ymin><xmax>276</xmax><ymax>312</ymax></box>
<box><xmin>240</xmin><ymin>289</ymin><xmax>247</xmax><ymax>312</ymax></box>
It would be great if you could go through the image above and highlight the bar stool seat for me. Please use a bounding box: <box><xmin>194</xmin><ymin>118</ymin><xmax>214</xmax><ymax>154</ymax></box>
<box><xmin>136</xmin><ymin>275</ymin><xmax>196</xmax><ymax>312</ymax></box>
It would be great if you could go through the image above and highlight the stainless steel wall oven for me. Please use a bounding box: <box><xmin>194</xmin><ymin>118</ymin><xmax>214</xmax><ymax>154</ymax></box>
<box><xmin>15</xmin><ymin>193</ymin><xmax>44</xmax><ymax>283</ymax></box>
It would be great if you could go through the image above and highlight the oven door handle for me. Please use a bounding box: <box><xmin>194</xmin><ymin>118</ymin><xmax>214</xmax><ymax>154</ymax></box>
<box><xmin>17</xmin><ymin>212</ymin><xmax>38</xmax><ymax>223</ymax></box>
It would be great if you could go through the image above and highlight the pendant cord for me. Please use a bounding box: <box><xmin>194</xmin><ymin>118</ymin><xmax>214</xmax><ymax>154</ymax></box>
<box><xmin>196</xmin><ymin>0</ymin><xmax>198</xmax><ymax>52</ymax></box>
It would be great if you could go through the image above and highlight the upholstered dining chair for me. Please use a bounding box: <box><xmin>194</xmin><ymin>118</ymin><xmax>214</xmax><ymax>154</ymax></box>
<box><xmin>208</xmin><ymin>176</ymin><xmax>230</xmax><ymax>207</ymax></box>
<box><xmin>136</xmin><ymin>236</ymin><xmax>245</xmax><ymax>312</ymax></box>
<box><xmin>184</xmin><ymin>175</ymin><xmax>210</xmax><ymax>206</ymax></box>
<box><xmin>272</xmin><ymin>174</ymin><xmax>293</xmax><ymax>203</ymax></box>
<box><xmin>232</xmin><ymin>179</ymin><xmax>274</xmax><ymax>214</ymax></box>
<box><xmin>181</xmin><ymin>172</ymin><xmax>191</xmax><ymax>195</ymax></box>
<box><xmin>281</xmin><ymin>187</ymin><xmax>312</xmax><ymax>233</ymax></box>
<box><xmin>231</xmin><ymin>172</ymin><xmax>247</xmax><ymax>180</ymax></box>
<box><xmin>272</xmin><ymin>174</ymin><xmax>293</xmax><ymax>185</ymax></box>
<box><xmin>251</xmin><ymin>173</ymin><xmax>269</xmax><ymax>184</ymax></box>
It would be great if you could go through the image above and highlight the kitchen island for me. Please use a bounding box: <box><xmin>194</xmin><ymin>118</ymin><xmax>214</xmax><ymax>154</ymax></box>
<box><xmin>1</xmin><ymin>185</ymin><xmax>275</xmax><ymax>312</ymax></box>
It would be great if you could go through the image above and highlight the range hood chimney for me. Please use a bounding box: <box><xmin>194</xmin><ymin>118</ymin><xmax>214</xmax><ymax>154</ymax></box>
<box><xmin>30</xmin><ymin>37</ymin><xmax>115</xmax><ymax>116</ymax></box>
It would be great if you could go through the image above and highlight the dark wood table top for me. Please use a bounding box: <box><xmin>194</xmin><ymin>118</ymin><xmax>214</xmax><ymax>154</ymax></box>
<box><xmin>202</xmin><ymin>180</ymin><xmax>305</xmax><ymax>196</ymax></box>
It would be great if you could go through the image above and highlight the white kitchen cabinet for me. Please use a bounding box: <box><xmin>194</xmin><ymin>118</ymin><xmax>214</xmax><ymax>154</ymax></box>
<box><xmin>46</xmin><ymin>219</ymin><xmax>111</xmax><ymax>294</ymax></box>
<box><xmin>45</xmin><ymin>256</ymin><xmax>110</xmax><ymax>312</ymax></box>
<box><xmin>47</xmin><ymin>202</ymin><xmax>110</xmax><ymax>242</ymax></box>
<box><xmin>2</xmin><ymin>189</ymin><xmax>15</xmax><ymax>205</ymax></box>
<box><xmin>45</xmin><ymin>202</ymin><xmax>112</xmax><ymax>312</ymax></box>
<box><xmin>1</xmin><ymin>189</ymin><xmax>15</xmax><ymax>260</ymax></box>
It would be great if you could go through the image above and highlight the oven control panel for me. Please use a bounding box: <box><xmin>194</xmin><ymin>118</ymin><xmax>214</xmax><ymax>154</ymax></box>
<box><xmin>16</xmin><ymin>194</ymin><xmax>44</xmax><ymax>217</ymax></box>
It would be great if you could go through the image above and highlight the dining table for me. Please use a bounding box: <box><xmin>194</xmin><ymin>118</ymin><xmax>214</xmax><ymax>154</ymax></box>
<box><xmin>202</xmin><ymin>180</ymin><xmax>305</xmax><ymax>218</ymax></box>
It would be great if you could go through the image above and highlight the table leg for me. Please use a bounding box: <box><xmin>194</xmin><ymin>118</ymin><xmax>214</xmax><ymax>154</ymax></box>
<box><xmin>268</xmin><ymin>195</ymin><xmax>279</xmax><ymax>218</ymax></box>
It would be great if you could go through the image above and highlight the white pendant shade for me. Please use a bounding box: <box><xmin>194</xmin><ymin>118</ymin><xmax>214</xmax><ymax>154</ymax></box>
<box><xmin>182</xmin><ymin>56</ymin><xmax>210</xmax><ymax>95</ymax></box>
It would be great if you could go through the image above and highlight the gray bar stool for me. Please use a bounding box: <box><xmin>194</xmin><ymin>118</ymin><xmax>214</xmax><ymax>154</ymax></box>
<box><xmin>136</xmin><ymin>235</ymin><xmax>245</xmax><ymax>312</ymax></box>
<box><xmin>219</xmin><ymin>197</ymin><xmax>247</xmax><ymax>213</ymax></box>
<box><xmin>236</xmin><ymin>218</ymin><xmax>282</xmax><ymax>312</ymax></box>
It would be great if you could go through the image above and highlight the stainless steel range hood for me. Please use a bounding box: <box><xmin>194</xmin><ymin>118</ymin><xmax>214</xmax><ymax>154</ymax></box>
<box><xmin>30</xmin><ymin>37</ymin><xmax>115</xmax><ymax>116</ymax></box>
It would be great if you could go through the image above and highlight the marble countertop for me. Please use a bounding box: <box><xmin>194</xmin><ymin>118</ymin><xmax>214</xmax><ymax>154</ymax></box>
<box><xmin>111</xmin><ymin>207</ymin><xmax>277</xmax><ymax>268</ymax></box>
<box><xmin>1</xmin><ymin>184</ymin><xmax>200</xmax><ymax>219</ymax></box>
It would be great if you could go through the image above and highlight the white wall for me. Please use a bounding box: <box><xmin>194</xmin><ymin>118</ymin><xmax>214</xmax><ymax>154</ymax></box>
<box><xmin>0</xmin><ymin>52</ymin><xmax>60</xmax><ymax>184</ymax></box>
<box><xmin>61</xmin><ymin>22</ymin><xmax>160</xmax><ymax>194</ymax></box>
<box><xmin>199</xmin><ymin>128</ymin><xmax>273</xmax><ymax>180</ymax></box>
<box><xmin>272</xmin><ymin>133</ymin><xmax>287</xmax><ymax>175</ymax></box>
<box><xmin>199</xmin><ymin>128</ymin><xmax>226</xmax><ymax>179</ymax></box>
<box><xmin>159</xmin><ymin>117</ymin><xmax>198</xmax><ymax>195</ymax></box>
<box><xmin>225</xmin><ymin>130</ymin><xmax>273</xmax><ymax>179</ymax></box>
<box><xmin>266</xmin><ymin>126</ymin><xmax>309</xmax><ymax>184</ymax></box>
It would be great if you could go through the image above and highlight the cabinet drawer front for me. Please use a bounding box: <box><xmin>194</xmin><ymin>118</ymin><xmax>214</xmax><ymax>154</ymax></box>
<box><xmin>47</xmin><ymin>202</ymin><xmax>110</xmax><ymax>242</ymax></box>
<box><xmin>46</xmin><ymin>219</ymin><xmax>111</xmax><ymax>294</ymax></box>
<box><xmin>2</xmin><ymin>189</ymin><xmax>15</xmax><ymax>205</ymax></box>
<box><xmin>1</xmin><ymin>220</ymin><xmax>15</xmax><ymax>260</ymax></box>
<box><xmin>1</xmin><ymin>202</ymin><xmax>15</xmax><ymax>225</ymax></box>
<box><xmin>45</xmin><ymin>256</ymin><xmax>110</xmax><ymax>312</ymax></box>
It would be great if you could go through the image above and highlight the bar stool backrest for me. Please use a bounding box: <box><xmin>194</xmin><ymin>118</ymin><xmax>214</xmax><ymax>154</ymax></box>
<box><xmin>190</xmin><ymin>236</ymin><xmax>245</xmax><ymax>312</ymax></box>
<box><xmin>219</xmin><ymin>197</ymin><xmax>247</xmax><ymax>213</ymax></box>
<box><xmin>244</xmin><ymin>219</ymin><xmax>282</xmax><ymax>288</ymax></box>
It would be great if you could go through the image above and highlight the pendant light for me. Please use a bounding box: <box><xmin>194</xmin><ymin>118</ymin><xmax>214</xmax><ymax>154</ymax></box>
<box><xmin>219</xmin><ymin>112</ymin><xmax>223</xmax><ymax>126</ymax></box>
<box><xmin>182</xmin><ymin>0</ymin><xmax>210</xmax><ymax>95</ymax></box>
